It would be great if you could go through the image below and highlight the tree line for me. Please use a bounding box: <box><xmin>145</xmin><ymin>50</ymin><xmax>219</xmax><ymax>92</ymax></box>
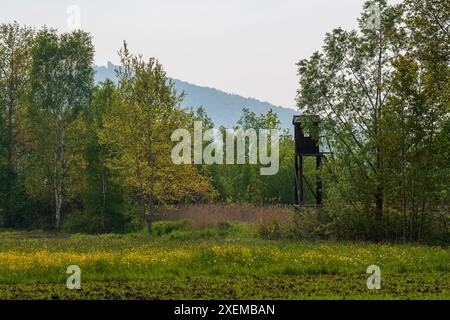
<box><xmin>0</xmin><ymin>0</ymin><xmax>448</xmax><ymax>243</ymax></box>
<box><xmin>297</xmin><ymin>0</ymin><xmax>448</xmax><ymax>242</ymax></box>
<box><xmin>0</xmin><ymin>23</ymin><xmax>296</xmax><ymax>233</ymax></box>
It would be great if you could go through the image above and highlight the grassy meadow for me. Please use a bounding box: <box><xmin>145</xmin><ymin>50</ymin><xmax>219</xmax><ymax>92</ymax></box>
<box><xmin>0</xmin><ymin>214</ymin><xmax>448</xmax><ymax>300</ymax></box>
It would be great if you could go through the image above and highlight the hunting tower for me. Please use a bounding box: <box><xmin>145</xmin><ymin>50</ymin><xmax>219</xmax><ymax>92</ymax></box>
<box><xmin>293</xmin><ymin>115</ymin><xmax>325</xmax><ymax>207</ymax></box>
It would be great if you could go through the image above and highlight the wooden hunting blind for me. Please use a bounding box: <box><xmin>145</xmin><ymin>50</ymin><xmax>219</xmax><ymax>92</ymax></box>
<box><xmin>293</xmin><ymin>115</ymin><xmax>326</xmax><ymax>207</ymax></box>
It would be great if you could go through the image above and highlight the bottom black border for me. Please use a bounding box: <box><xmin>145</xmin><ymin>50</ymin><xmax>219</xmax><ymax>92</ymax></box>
<box><xmin>0</xmin><ymin>300</ymin><xmax>444</xmax><ymax>319</ymax></box>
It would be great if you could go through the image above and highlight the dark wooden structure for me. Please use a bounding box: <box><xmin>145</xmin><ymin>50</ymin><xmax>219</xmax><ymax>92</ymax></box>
<box><xmin>293</xmin><ymin>115</ymin><xmax>325</xmax><ymax>207</ymax></box>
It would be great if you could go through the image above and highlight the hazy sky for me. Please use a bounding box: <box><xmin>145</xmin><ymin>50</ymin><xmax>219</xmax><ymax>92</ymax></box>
<box><xmin>1</xmin><ymin>0</ymin><xmax>400</xmax><ymax>109</ymax></box>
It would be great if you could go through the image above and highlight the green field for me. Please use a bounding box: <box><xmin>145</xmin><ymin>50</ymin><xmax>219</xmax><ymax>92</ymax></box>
<box><xmin>0</xmin><ymin>226</ymin><xmax>448</xmax><ymax>300</ymax></box>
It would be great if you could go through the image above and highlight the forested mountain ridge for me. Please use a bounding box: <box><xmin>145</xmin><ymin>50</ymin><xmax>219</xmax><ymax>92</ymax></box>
<box><xmin>95</xmin><ymin>62</ymin><xmax>297</xmax><ymax>130</ymax></box>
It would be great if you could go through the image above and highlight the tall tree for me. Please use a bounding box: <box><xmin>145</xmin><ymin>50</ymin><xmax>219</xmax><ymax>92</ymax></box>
<box><xmin>381</xmin><ymin>0</ymin><xmax>449</xmax><ymax>242</ymax></box>
<box><xmin>28</xmin><ymin>28</ymin><xmax>94</xmax><ymax>229</ymax></box>
<box><xmin>297</xmin><ymin>0</ymin><xmax>448</xmax><ymax>242</ymax></box>
<box><xmin>296</xmin><ymin>0</ymin><xmax>401</xmax><ymax>236</ymax></box>
<box><xmin>0</xmin><ymin>22</ymin><xmax>33</xmax><ymax>227</ymax></box>
<box><xmin>209</xmin><ymin>108</ymin><xmax>282</xmax><ymax>204</ymax></box>
<box><xmin>100</xmin><ymin>43</ymin><xmax>215</xmax><ymax>232</ymax></box>
<box><xmin>82</xmin><ymin>80</ymin><xmax>127</xmax><ymax>232</ymax></box>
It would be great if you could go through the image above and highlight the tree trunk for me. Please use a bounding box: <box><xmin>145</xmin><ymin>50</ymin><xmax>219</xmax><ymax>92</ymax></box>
<box><xmin>101</xmin><ymin>169</ymin><xmax>106</xmax><ymax>231</ymax></box>
<box><xmin>54</xmin><ymin>126</ymin><xmax>66</xmax><ymax>230</ymax></box>
<box><xmin>400</xmin><ymin>100</ymin><xmax>407</xmax><ymax>244</ymax></box>
<box><xmin>144</xmin><ymin>205</ymin><xmax>152</xmax><ymax>234</ymax></box>
<box><xmin>385</xmin><ymin>207</ymin><xmax>389</xmax><ymax>242</ymax></box>
<box><xmin>374</xmin><ymin>26</ymin><xmax>383</xmax><ymax>226</ymax></box>
<box><xmin>375</xmin><ymin>188</ymin><xmax>383</xmax><ymax>222</ymax></box>
<box><xmin>53</xmin><ymin>151</ymin><xmax>64</xmax><ymax>230</ymax></box>
<box><xmin>145</xmin><ymin>215</ymin><xmax>152</xmax><ymax>233</ymax></box>
<box><xmin>4</xmin><ymin>40</ymin><xmax>17</xmax><ymax>228</ymax></box>
<box><xmin>401</xmin><ymin>168</ymin><xmax>406</xmax><ymax>244</ymax></box>
<box><xmin>5</xmin><ymin>93</ymin><xmax>14</xmax><ymax>227</ymax></box>
<box><xmin>410</xmin><ymin>169</ymin><xmax>416</xmax><ymax>242</ymax></box>
<box><xmin>418</xmin><ymin>192</ymin><xmax>426</xmax><ymax>243</ymax></box>
<box><xmin>55</xmin><ymin>192</ymin><xmax>63</xmax><ymax>229</ymax></box>
<box><xmin>374</xmin><ymin>188</ymin><xmax>383</xmax><ymax>242</ymax></box>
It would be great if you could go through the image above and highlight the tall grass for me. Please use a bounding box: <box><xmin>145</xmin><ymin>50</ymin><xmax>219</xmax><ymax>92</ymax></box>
<box><xmin>156</xmin><ymin>204</ymin><xmax>293</xmax><ymax>228</ymax></box>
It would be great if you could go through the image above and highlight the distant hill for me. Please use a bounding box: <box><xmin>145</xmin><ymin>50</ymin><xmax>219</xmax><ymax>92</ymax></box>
<box><xmin>94</xmin><ymin>62</ymin><xmax>297</xmax><ymax>130</ymax></box>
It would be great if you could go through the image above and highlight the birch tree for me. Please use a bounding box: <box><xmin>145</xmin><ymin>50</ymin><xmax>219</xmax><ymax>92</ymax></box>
<box><xmin>28</xmin><ymin>28</ymin><xmax>94</xmax><ymax>229</ymax></box>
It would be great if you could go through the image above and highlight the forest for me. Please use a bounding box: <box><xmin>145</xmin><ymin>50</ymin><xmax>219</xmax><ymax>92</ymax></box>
<box><xmin>0</xmin><ymin>0</ymin><xmax>448</xmax><ymax>245</ymax></box>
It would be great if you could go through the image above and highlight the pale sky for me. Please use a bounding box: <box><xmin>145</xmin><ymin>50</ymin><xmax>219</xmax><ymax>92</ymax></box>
<box><xmin>0</xmin><ymin>0</ymin><xmax>400</xmax><ymax>109</ymax></box>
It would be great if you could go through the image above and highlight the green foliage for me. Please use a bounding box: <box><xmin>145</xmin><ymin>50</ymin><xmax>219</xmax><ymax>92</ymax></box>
<box><xmin>296</xmin><ymin>0</ymin><xmax>449</xmax><ymax>242</ymax></box>
<box><xmin>152</xmin><ymin>220</ymin><xmax>191</xmax><ymax>236</ymax></box>
<box><xmin>257</xmin><ymin>216</ymin><xmax>282</xmax><ymax>240</ymax></box>
<box><xmin>216</xmin><ymin>221</ymin><xmax>232</xmax><ymax>235</ymax></box>
<box><xmin>151</xmin><ymin>220</ymin><xmax>234</xmax><ymax>240</ymax></box>
<box><xmin>81</xmin><ymin>80</ymin><xmax>128</xmax><ymax>233</ymax></box>
<box><xmin>286</xmin><ymin>210</ymin><xmax>331</xmax><ymax>240</ymax></box>
<box><xmin>0</xmin><ymin>0</ymin><xmax>448</xmax><ymax>243</ymax></box>
<box><xmin>0</xmin><ymin>22</ymin><xmax>34</xmax><ymax>228</ymax></box>
<box><xmin>26</xmin><ymin>27</ymin><xmax>95</xmax><ymax>229</ymax></box>
<box><xmin>205</xmin><ymin>108</ymin><xmax>298</xmax><ymax>205</ymax></box>
<box><xmin>98</xmin><ymin>42</ymin><xmax>216</xmax><ymax>233</ymax></box>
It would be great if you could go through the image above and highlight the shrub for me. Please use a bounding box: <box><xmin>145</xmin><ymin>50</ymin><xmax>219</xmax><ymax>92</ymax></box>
<box><xmin>257</xmin><ymin>216</ymin><xmax>282</xmax><ymax>240</ymax></box>
<box><xmin>159</xmin><ymin>204</ymin><xmax>293</xmax><ymax>227</ymax></box>
<box><xmin>216</xmin><ymin>221</ymin><xmax>232</xmax><ymax>236</ymax></box>
<box><xmin>61</xmin><ymin>211</ymin><xmax>97</xmax><ymax>234</ymax></box>
<box><xmin>286</xmin><ymin>208</ymin><xmax>332</xmax><ymax>240</ymax></box>
<box><xmin>328</xmin><ymin>208</ymin><xmax>380</xmax><ymax>241</ymax></box>
<box><xmin>152</xmin><ymin>220</ymin><xmax>191</xmax><ymax>236</ymax></box>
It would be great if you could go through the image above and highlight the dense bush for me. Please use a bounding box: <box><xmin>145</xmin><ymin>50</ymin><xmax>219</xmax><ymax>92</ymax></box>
<box><xmin>152</xmin><ymin>220</ymin><xmax>191</xmax><ymax>236</ymax></box>
<box><xmin>257</xmin><ymin>215</ymin><xmax>282</xmax><ymax>240</ymax></box>
<box><xmin>151</xmin><ymin>219</ymin><xmax>235</xmax><ymax>240</ymax></box>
